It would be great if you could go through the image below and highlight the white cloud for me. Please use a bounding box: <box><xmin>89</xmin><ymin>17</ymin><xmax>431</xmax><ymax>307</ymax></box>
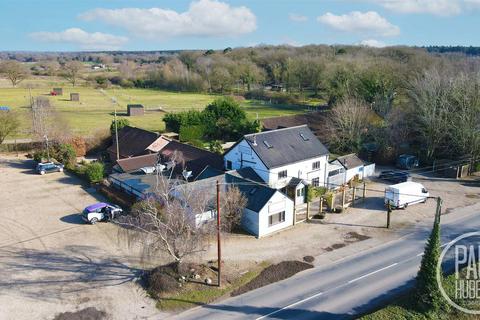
<box><xmin>317</xmin><ymin>11</ymin><xmax>400</xmax><ymax>37</ymax></box>
<box><xmin>79</xmin><ymin>0</ymin><xmax>257</xmax><ymax>39</ymax></box>
<box><xmin>369</xmin><ymin>0</ymin><xmax>480</xmax><ymax>16</ymax></box>
<box><xmin>30</xmin><ymin>28</ymin><xmax>128</xmax><ymax>50</ymax></box>
<box><xmin>289</xmin><ymin>13</ymin><xmax>308</xmax><ymax>22</ymax></box>
<box><xmin>358</xmin><ymin>39</ymin><xmax>387</xmax><ymax>47</ymax></box>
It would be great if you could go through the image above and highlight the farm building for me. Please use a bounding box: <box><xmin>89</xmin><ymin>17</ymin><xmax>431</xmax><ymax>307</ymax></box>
<box><xmin>107</xmin><ymin>126</ymin><xmax>170</xmax><ymax>160</ymax></box>
<box><xmin>127</xmin><ymin>104</ymin><xmax>145</xmax><ymax>116</ymax></box>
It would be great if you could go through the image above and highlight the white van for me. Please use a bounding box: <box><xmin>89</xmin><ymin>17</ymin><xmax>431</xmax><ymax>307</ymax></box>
<box><xmin>385</xmin><ymin>181</ymin><xmax>429</xmax><ymax>209</ymax></box>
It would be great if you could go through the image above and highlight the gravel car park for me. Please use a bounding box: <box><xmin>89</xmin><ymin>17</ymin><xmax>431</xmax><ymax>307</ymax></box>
<box><xmin>0</xmin><ymin>155</ymin><xmax>161</xmax><ymax>320</ymax></box>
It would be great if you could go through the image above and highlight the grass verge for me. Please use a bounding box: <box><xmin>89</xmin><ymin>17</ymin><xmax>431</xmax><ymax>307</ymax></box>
<box><xmin>156</xmin><ymin>261</ymin><xmax>269</xmax><ymax>311</ymax></box>
<box><xmin>361</xmin><ymin>266</ymin><xmax>480</xmax><ymax>320</ymax></box>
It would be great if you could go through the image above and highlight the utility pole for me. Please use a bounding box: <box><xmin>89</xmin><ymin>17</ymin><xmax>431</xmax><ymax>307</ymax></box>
<box><xmin>386</xmin><ymin>203</ymin><xmax>391</xmax><ymax>229</ymax></box>
<box><xmin>44</xmin><ymin>135</ymin><xmax>50</xmax><ymax>162</ymax></box>
<box><xmin>112</xmin><ymin>97</ymin><xmax>120</xmax><ymax>161</ymax></box>
<box><xmin>216</xmin><ymin>180</ymin><xmax>222</xmax><ymax>287</ymax></box>
<box><xmin>435</xmin><ymin>197</ymin><xmax>442</xmax><ymax>224</ymax></box>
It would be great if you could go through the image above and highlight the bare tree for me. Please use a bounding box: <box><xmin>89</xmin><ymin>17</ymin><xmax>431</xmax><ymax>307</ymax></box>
<box><xmin>31</xmin><ymin>96</ymin><xmax>70</xmax><ymax>142</ymax></box>
<box><xmin>118</xmin><ymin>60</ymin><xmax>138</xmax><ymax>79</ymax></box>
<box><xmin>409</xmin><ymin>69</ymin><xmax>452</xmax><ymax>160</ymax></box>
<box><xmin>0</xmin><ymin>60</ymin><xmax>29</xmax><ymax>87</ymax></box>
<box><xmin>39</xmin><ymin>60</ymin><xmax>60</xmax><ymax>76</ymax></box>
<box><xmin>220</xmin><ymin>186</ymin><xmax>247</xmax><ymax>233</ymax></box>
<box><xmin>326</xmin><ymin>97</ymin><xmax>370</xmax><ymax>153</ymax></box>
<box><xmin>118</xmin><ymin>152</ymin><xmax>213</xmax><ymax>272</ymax></box>
<box><xmin>62</xmin><ymin>61</ymin><xmax>83</xmax><ymax>86</ymax></box>
<box><xmin>0</xmin><ymin>110</ymin><xmax>20</xmax><ymax>144</ymax></box>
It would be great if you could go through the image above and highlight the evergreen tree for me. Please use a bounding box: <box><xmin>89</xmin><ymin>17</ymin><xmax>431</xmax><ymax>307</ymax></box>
<box><xmin>415</xmin><ymin>201</ymin><xmax>448</xmax><ymax>314</ymax></box>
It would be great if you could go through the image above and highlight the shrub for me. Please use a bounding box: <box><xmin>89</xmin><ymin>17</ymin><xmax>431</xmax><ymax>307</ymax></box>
<box><xmin>209</xmin><ymin>140</ymin><xmax>223</xmax><ymax>154</ymax></box>
<box><xmin>56</xmin><ymin>143</ymin><xmax>77</xmax><ymax>169</ymax></box>
<box><xmin>474</xmin><ymin>162</ymin><xmax>480</xmax><ymax>173</ymax></box>
<box><xmin>179</xmin><ymin>125</ymin><xmax>206</xmax><ymax>143</ymax></box>
<box><xmin>69</xmin><ymin>136</ymin><xmax>86</xmax><ymax>157</ymax></box>
<box><xmin>33</xmin><ymin>149</ymin><xmax>52</xmax><ymax>163</ymax></box>
<box><xmin>85</xmin><ymin>162</ymin><xmax>104</xmax><ymax>183</ymax></box>
<box><xmin>110</xmin><ymin>118</ymin><xmax>130</xmax><ymax>135</ymax></box>
<box><xmin>306</xmin><ymin>186</ymin><xmax>327</xmax><ymax>202</ymax></box>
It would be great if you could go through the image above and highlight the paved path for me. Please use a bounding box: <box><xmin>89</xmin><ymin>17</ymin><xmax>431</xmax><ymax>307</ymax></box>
<box><xmin>171</xmin><ymin>202</ymin><xmax>480</xmax><ymax>320</ymax></box>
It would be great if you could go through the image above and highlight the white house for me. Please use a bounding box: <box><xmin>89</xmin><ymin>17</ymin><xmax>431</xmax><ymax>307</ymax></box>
<box><xmin>224</xmin><ymin>125</ymin><xmax>330</xmax><ymax>204</ymax></box>
<box><xmin>328</xmin><ymin>154</ymin><xmax>375</xmax><ymax>187</ymax></box>
<box><xmin>193</xmin><ymin>168</ymin><xmax>295</xmax><ymax>238</ymax></box>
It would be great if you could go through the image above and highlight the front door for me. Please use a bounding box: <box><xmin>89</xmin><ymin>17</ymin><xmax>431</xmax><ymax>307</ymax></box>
<box><xmin>296</xmin><ymin>186</ymin><xmax>305</xmax><ymax>204</ymax></box>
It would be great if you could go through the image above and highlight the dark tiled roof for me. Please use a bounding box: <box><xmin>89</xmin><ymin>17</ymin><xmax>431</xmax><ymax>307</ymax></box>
<box><xmin>261</xmin><ymin>111</ymin><xmax>330</xmax><ymax>142</ymax></box>
<box><xmin>108</xmin><ymin>126</ymin><xmax>159</xmax><ymax>158</ymax></box>
<box><xmin>262</xmin><ymin>114</ymin><xmax>308</xmax><ymax>130</ymax></box>
<box><xmin>224</xmin><ymin>173</ymin><xmax>277</xmax><ymax>212</ymax></box>
<box><xmin>195</xmin><ymin>165</ymin><xmax>225</xmax><ymax>181</ymax></box>
<box><xmin>332</xmin><ymin>154</ymin><xmax>364</xmax><ymax>169</ymax></box>
<box><xmin>287</xmin><ymin>177</ymin><xmax>307</xmax><ymax>187</ymax></box>
<box><xmin>185</xmin><ymin>171</ymin><xmax>278</xmax><ymax>212</ymax></box>
<box><xmin>243</xmin><ymin>125</ymin><xmax>329</xmax><ymax>169</ymax></box>
<box><xmin>116</xmin><ymin>153</ymin><xmax>159</xmax><ymax>173</ymax></box>
<box><xmin>160</xmin><ymin>141</ymin><xmax>224</xmax><ymax>179</ymax></box>
<box><xmin>226</xmin><ymin>167</ymin><xmax>265</xmax><ymax>184</ymax></box>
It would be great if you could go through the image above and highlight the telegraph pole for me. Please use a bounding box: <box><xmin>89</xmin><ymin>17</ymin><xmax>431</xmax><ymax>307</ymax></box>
<box><xmin>386</xmin><ymin>203</ymin><xmax>391</xmax><ymax>229</ymax></box>
<box><xmin>112</xmin><ymin>97</ymin><xmax>120</xmax><ymax>161</ymax></box>
<box><xmin>435</xmin><ymin>197</ymin><xmax>442</xmax><ymax>224</ymax></box>
<box><xmin>44</xmin><ymin>135</ymin><xmax>50</xmax><ymax>162</ymax></box>
<box><xmin>216</xmin><ymin>180</ymin><xmax>222</xmax><ymax>287</ymax></box>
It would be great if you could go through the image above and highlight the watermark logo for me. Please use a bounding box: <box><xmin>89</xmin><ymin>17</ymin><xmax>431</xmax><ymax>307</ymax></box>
<box><xmin>437</xmin><ymin>231</ymin><xmax>480</xmax><ymax>314</ymax></box>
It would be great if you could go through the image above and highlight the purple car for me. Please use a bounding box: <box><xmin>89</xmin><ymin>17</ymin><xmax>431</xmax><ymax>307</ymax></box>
<box><xmin>81</xmin><ymin>202</ymin><xmax>123</xmax><ymax>224</ymax></box>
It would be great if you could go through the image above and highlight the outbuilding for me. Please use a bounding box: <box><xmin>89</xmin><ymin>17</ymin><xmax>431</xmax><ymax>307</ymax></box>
<box><xmin>127</xmin><ymin>104</ymin><xmax>145</xmax><ymax>116</ymax></box>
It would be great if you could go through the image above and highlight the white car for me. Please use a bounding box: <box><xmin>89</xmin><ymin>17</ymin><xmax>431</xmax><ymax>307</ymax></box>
<box><xmin>81</xmin><ymin>202</ymin><xmax>123</xmax><ymax>224</ymax></box>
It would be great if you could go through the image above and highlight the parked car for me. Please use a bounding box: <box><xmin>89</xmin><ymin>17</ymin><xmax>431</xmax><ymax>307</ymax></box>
<box><xmin>36</xmin><ymin>162</ymin><xmax>64</xmax><ymax>175</ymax></box>
<box><xmin>81</xmin><ymin>202</ymin><xmax>124</xmax><ymax>224</ymax></box>
<box><xmin>378</xmin><ymin>170</ymin><xmax>411</xmax><ymax>183</ymax></box>
<box><xmin>396</xmin><ymin>154</ymin><xmax>419</xmax><ymax>170</ymax></box>
<box><xmin>385</xmin><ymin>181</ymin><xmax>429</xmax><ymax>209</ymax></box>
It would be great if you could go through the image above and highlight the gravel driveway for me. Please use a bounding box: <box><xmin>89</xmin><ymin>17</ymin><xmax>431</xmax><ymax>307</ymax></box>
<box><xmin>0</xmin><ymin>155</ymin><xmax>162</xmax><ymax>320</ymax></box>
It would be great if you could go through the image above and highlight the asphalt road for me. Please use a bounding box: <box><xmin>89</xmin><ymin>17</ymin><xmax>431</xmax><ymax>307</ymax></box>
<box><xmin>172</xmin><ymin>204</ymin><xmax>480</xmax><ymax>320</ymax></box>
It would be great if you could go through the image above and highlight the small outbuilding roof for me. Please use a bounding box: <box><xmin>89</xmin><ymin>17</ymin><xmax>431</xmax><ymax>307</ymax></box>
<box><xmin>160</xmin><ymin>140</ymin><xmax>224</xmax><ymax>180</ymax></box>
<box><xmin>331</xmin><ymin>154</ymin><xmax>364</xmax><ymax>170</ymax></box>
<box><xmin>108</xmin><ymin>126</ymin><xmax>159</xmax><ymax>158</ymax></box>
<box><xmin>116</xmin><ymin>153</ymin><xmax>159</xmax><ymax>173</ymax></box>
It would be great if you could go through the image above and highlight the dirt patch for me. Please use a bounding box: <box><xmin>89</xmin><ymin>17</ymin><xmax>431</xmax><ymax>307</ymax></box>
<box><xmin>303</xmin><ymin>255</ymin><xmax>315</xmax><ymax>263</ymax></box>
<box><xmin>465</xmin><ymin>193</ymin><xmax>480</xmax><ymax>199</ymax></box>
<box><xmin>324</xmin><ymin>232</ymin><xmax>370</xmax><ymax>252</ymax></box>
<box><xmin>146</xmin><ymin>262</ymin><xmax>217</xmax><ymax>298</ymax></box>
<box><xmin>324</xmin><ymin>243</ymin><xmax>346</xmax><ymax>252</ymax></box>
<box><xmin>53</xmin><ymin>307</ymin><xmax>107</xmax><ymax>320</ymax></box>
<box><xmin>345</xmin><ymin>231</ymin><xmax>370</xmax><ymax>242</ymax></box>
<box><xmin>231</xmin><ymin>261</ymin><xmax>313</xmax><ymax>296</ymax></box>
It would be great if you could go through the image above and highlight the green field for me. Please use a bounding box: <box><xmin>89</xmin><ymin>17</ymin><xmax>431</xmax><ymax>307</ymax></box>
<box><xmin>1</xmin><ymin>83</ymin><xmax>310</xmax><ymax>138</ymax></box>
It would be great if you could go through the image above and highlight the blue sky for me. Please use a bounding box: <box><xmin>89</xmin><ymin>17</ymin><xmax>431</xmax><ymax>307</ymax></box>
<box><xmin>1</xmin><ymin>0</ymin><xmax>480</xmax><ymax>51</ymax></box>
